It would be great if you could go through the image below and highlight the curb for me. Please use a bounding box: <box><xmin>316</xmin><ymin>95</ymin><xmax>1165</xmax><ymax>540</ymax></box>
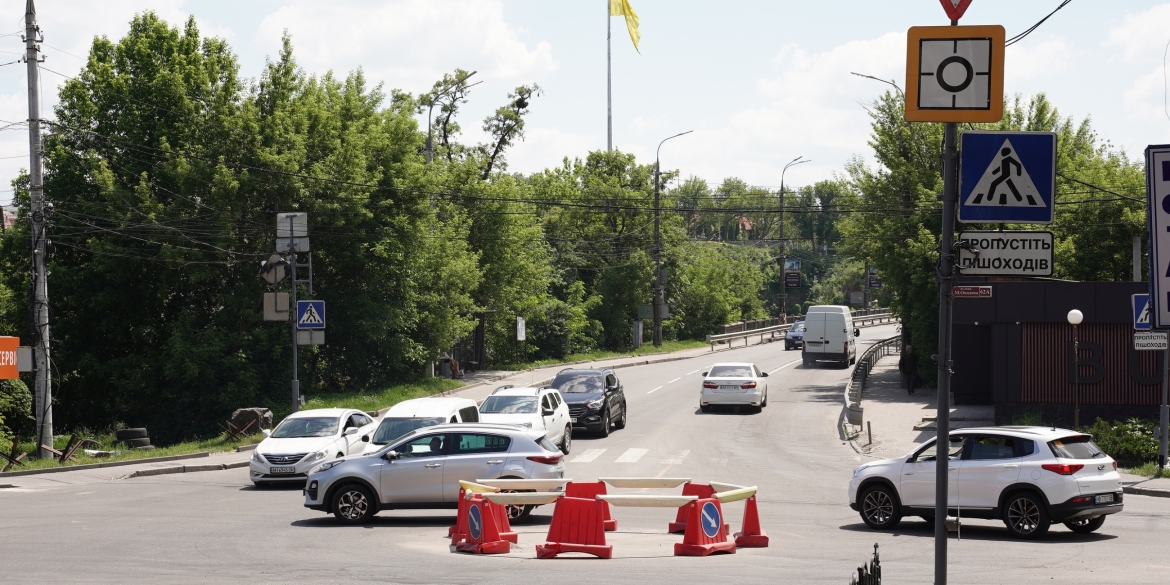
<box><xmin>0</xmin><ymin>451</ymin><xmax>211</xmax><ymax>478</ymax></box>
<box><xmin>1124</xmin><ymin>483</ymin><xmax>1170</xmax><ymax>499</ymax></box>
<box><xmin>235</xmin><ymin>444</ymin><xmax>259</xmax><ymax>452</ymax></box>
<box><xmin>125</xmin><ymin>460</ymin><xmax>249</xmax><ymax>479</ymax></box>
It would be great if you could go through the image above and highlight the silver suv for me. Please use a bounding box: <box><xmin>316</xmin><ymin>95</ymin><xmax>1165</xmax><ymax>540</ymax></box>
<box><xmin>303</xmin><ymin>423</ymin><xmax>566</xmax><ymax>524</ymax></box>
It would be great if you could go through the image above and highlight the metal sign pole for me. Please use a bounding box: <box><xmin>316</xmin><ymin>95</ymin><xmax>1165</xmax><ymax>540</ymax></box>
<box><xmin>934</xmin><ymin>118</ymin><xmax>958</xmax><ymax>585</ymax></box>
<box><xmin>1161</xmin><ymin>346</ymin><xmax>1169</xmax><ymax>471</ymax></box>
<box><xmin>289</xmin><ymin>216</ymin><xmax>299</xmax><ymax>413</ymax></box>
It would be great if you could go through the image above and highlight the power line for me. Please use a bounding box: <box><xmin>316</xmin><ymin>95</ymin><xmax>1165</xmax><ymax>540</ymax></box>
<box><xmin>1006</xmin><ymin>0</ymin><xmax>1072</xmax><ymax>47</ymax></box>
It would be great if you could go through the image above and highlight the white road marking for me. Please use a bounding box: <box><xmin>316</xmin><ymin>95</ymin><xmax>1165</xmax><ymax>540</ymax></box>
<box><xmin>769</xmin><ymin>359</ymin><xmax>802</xmax><ymax>374</ymax></box>
<box><xmin>686</xmin><ymin>369</ymin><xmax>701</xmax><ymax>375</ymax></box>
<box><xmin>708</xmin><ymin>458</ymin><xmax>728</xmax><ymax>465</ymax></box>
<box><xmin>570</xmin><ymin>448</ymin><xmax>607</xmax><ymax>463</ymax></box>
<box><xmin>615</xmin><ymin>448</ymin><xmax>649</xmax><ymax>463</ymax></box>
<box><xmin>646</xmin><ymin>386</ymin><xmax>663</xmax><ymax>394</ymax></box>
<box><xmin>668</xmin><ymin>377</ymin><xmax>681</xmax><ymax>384</ymax></box>
<box><xmin>660</xmin><ymin>450</ymin><xmax>690</xmax><ymax>465</ymax></box>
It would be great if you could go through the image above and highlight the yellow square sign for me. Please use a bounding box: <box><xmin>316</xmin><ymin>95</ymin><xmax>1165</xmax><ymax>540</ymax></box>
<box><xmin>905</xmin><ymin>25</ymin><xmax>1005</xmax><ymax>123</ymax></box>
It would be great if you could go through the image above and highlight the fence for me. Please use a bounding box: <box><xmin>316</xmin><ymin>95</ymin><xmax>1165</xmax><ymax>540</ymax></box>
<box><xmin>844</xmin><ymin>334</ymin><xmax>902</xmax><ymax>427</ymax></box>
<box><xmin>706</xmin><ymin>311</ymin><xmax>895</xmax><ymax>352</ymax></box>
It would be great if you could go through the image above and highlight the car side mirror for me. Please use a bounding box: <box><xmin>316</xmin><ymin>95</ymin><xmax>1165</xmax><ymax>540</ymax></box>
<box><xmin>542</xmin><ymin>408</ymin><xmax>555</xmax><ymax>416</ymax></box>
<box><xmin>344</xmin><ymin>427</ymin><xmax>358</xmax><ymax>436</ymax></box>
<box><xmin>854</xmin><ymin>328</ymin><xmax>861</xmax><ymax>337</ymax></box>
<box><xmin>760</xmin><ymin>372</ymin><xmax>769</xmax><ymax>377</ymax></box>
<box><xmin>261</xmin><ymin>429</ymin><xmax>271</xmax><ymax>438</ymax></box>
<box><xmin>361</xmin><ymin>435</ymin><xmax>370</xmax><ymax>442</ymax></box>
<box><xmin>701</xmin><ymin>372</ymin><xmax>708</xmax><ymax>377</ymax></box>
<box><xmin>382</xmin><ymin>450</ymin><xmax>400</xmax><ymax>462</ymax></box>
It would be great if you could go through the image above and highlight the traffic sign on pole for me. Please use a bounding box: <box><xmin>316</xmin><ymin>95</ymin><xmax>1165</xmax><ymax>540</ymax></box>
<box><xmin>296</xmin><ymin>300</ymin><xmax>325</xmax><ymax>330</ymax></box>
<box><xmin>904</xmin><ymin>25</ymin><xmax>1005</xmax><ymax>123</ymax></box>
<box><xmin>939</xmin><ymin>0</ymin><xmax>973</xmax><ymax>21</ymax></box>
<box><xmin>1134</xmin><ymin>294</ymin><xmax>1151</xmax><ymax>331</ymax></box>
<box><xmin>1146</xmin><ymin>145</ymin><xmax>1170</xmax><ymax>329</ymax></box>
<box><xmin>959</xmin><ymin>131</ymin><xmax>1056</xmax><ymax>224</ymax></box>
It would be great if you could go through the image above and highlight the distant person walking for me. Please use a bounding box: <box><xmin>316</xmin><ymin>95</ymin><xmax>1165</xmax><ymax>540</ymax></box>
<box><xmin>899</xmin><ymin>345</ymin><xmax>919</xmax><ymax>395</ymax></box>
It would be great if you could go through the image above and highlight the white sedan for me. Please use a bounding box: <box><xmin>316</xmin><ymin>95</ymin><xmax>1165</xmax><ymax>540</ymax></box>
<box><xmin>699</xmin><ymin>362</ymin><xmax>769</xmax><ymax>413</ymax></box>
<box><xmin>249</xmin><ymin>408</ymin><xmax>377</xmax><ymax>486</ymax></box>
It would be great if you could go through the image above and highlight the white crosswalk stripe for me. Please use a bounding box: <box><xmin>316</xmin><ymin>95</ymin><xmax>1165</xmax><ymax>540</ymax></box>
<box><xmin>569</xmin><ymin>448</ymin><xmax>607</xmax><ymax>463</ymax></box>
<box><xmin>660</xmin><ymin>450</ymin><xmax>690</xmax><ymax>465</ymax></box>
<box><xmin>614</xmin><ymin>448</ymin><xmax>649</xmax><ymax>463</ymax></box>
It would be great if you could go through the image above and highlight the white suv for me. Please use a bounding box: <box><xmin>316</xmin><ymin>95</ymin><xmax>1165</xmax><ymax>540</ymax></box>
<box><xmin>849</xmin><ymin>426</ymin><xmax>1123</xmax><ymax>539</ymax></box>
<box><xmin>478</xmin><ymin>386</ymin><xmax>572</xmax><ymax>454</ymax></box>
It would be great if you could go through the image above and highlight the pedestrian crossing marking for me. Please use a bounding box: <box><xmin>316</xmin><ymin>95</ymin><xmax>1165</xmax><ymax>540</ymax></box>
<box><xmin>963</xmin><ymin>139</ymin><xmax>1044</xmax><ymax>208</ymax></box>
<box><xmin>660</xmin><ymin>450</ymin><xmax>690</xmax><ymax>465</ymax></box>
<box><xmin>570</xmin><ymin>448</ymin><xmax>606</xmax><ymax>463</ymax></box>
<box><xmin>614</xmin><ymin>448</ymin><xmax>648</xmax><ymax>463</ymax></box>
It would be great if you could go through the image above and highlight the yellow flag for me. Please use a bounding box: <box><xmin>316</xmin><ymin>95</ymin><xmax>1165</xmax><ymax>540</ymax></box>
<box><xmin>609</xmin><ymin>0</ymin><xmax>641</xmax><ymax>54</ymax></box>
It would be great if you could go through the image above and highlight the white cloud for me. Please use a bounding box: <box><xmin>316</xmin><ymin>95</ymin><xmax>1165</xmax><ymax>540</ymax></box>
<box><xmin>254</xmin><ymin>0</ymin><xmax>556</xmax><ymax>93</ymax></box>
<box><xmin>506</xmin><ymin>126</ymin><xmax>597</xmax><ymax>172</ymax></box>
<box><xmin>1105</xmin><ymin>4</ymin><xmax>1170</xmax><ymax>63</ymax></box>
<box><xmin>1006</xmin><ymin>36</ymin><xmax>1072</xmax><ymax>81</ymax></box>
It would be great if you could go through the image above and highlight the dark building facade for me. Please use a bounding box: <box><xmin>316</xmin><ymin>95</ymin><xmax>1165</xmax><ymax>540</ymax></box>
<box><xmin>952</xmin><ymin>280</ymin><xmax>1163</xmax><ymax>426</ymax></box>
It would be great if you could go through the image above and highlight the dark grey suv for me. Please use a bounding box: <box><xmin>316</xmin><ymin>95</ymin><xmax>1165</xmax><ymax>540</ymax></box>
<box><xmin>551</xmin><ymin>369</ymin><xmax>627</xmax><ymax>437</ymax></box>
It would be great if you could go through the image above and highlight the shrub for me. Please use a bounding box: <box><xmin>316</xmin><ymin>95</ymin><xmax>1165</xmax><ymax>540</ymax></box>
<box><xmin>1084</xmin><ymin>418</ymin><xmax>1160</xmax><ymax>468</ymax></box>
<box><xmin>0</xmin><ymin>379</ymin><xmax>34</xmax><ymax>444</ymax></box>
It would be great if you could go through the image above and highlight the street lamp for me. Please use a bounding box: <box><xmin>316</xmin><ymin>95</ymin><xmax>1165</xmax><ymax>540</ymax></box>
<box><xmin>652</xmin><ymin>130</ymin><xmax>693</xmax><ymax>347</ymax></box>
<box><xmin>778</xmin><ymin>156</ymin><xmax>810</xmax><ymax>322</ymax></box>
<box><xmin>1067</xmin><ymin>309</ymin><xmax>1084</xmax><ymax>429</ymax></box>
<box><xmin>425</xmin><ymin>70</ymin><xmax>478</xmax><ymax>164</ymax></box>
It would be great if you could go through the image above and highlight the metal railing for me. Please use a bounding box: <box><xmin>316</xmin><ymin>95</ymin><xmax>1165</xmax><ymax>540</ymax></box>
<box><xmin>844</xmin><ymin>333</ymin><xmax>902</xmax><ymax>426</ymax></box>
<box><xmin>705</xmin><ymin>312</ymin><xmax>896</xmax><ymax>352</ymax></box>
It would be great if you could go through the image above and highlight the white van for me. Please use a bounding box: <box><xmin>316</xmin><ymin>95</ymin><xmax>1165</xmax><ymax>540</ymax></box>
<box><xmin>801</xmin><ymin>305</ymin><xmax>860</xmax><ymax>368</ymax></box>
<box><xmin>360</xmin><ymin>396</ymin><xmax>479</xmax><ymax>454</ymax></box>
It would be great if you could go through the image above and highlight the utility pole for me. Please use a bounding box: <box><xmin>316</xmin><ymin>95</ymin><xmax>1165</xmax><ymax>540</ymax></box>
<box><xmin>24</xmin><ymin>0</ymin><xmax>52</xmax><ymax>460</ymax></box>
<box><xmin>778</xmin><ymin>156</ymin><xmax>808</xmax><ymax>322</ymax></box>
<box><xmin>607</xmin><ymin>1</ymin><xmax>612</xmax><ymax>152</ymax></box>
<box><xmin>934</xmin><ymin>105</ymin><xmax>959</xmax><ymax>585</ymax></box>
<box><xmin>652</xmin><ymin>131</ymin><xmax>692</xmax><ymax>347</ymax></box>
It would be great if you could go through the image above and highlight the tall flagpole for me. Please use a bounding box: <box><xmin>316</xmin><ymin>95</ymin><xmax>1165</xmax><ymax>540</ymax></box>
<box><xmin>607</xmin><ymin>0</ymin><xmax>612</xmax><ymax>151</ymax></box>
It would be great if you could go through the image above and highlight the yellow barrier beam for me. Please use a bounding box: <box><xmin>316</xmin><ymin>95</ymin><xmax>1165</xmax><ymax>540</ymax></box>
<box><xmin>714</xmin><ymin>486</ymin><xmax>758</xmax><ymax>504</ymax></box>
<box><xmin>458</xmin><ymin>480</ymin><xmax>500</xmax><ymax>494</ymax></box>
<box><xmin>598</xmin><ymin>477</ymin><xmax>692</xmax><ymax>489</ymax></box>
<box><xmin>710</xmin><ymin>481</ymin><xmax>746</xmax><ymax>493</ymax></box>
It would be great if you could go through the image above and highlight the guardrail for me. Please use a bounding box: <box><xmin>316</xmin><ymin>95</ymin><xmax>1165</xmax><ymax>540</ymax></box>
<box><xmin>704</xmin><ymin>312</ymin><xmax>896</xmax><ymax>352</ymax></box>
<box><xmin>844</xmin><ymin>333</ymin><xmax>902</xmax><ymax>427</ymax></box>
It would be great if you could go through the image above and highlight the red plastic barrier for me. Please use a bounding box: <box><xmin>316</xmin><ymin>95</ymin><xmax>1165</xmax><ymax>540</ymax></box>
<box><xmin>449</xmin><ymin>487</ymin><xmax>469</xmax><ymax>539</ymax></box>
<box><xmin>535</xmin><ymin>496</ymin><xmax>613</xmax><ymax>559</ymax></box>
<box><xmin>492</xmin><ymin>496</ymin><xmax>519</xmax><ymax>544</ymax></box>
<box><xmin>733</xmin><ymin>494</ymin><xmax>769</xmax><ymax>547</ymax></box>
<box><xmin>674</xmin><ymin>498</ymin><xmax>736</xmax><ymax>557</ymax></box>
<box><xmin>565</xmin><ymin>481</ymin><xmax>617</xmax><ymax>531</ymax></box>
<box><xmin>669</xmin><ymin>482</ymin><xmax>716</xmax><ymax>533</ymax></box>
<box><xmin>452</xmin><ymin>495</ymin><xmax>511</xmax><ymax>554</ymax></box>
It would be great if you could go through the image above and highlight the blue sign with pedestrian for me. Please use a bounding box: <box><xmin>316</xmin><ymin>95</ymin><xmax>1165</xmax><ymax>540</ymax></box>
<box><xmin>1134</xmin><ymin>294</ymin><xmax>1151</xmax><ymax>331</ymax></box>
<box><xmin>959</xmin><ymin>131</ymin><xmax>1056</xmax><ymax>224</ymax></box>
<box><xmin>296</xmin><ymin>300</ymin><xmax>325</xmax><ymax>329</ymax></box>
<box><xmin>700</xmin><ymin>501</ymin><xmax>721</xmax><ymax>538</ymax></box>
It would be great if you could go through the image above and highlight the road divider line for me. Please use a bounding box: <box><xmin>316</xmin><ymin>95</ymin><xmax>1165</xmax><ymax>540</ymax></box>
<box><xmin>769</xmin><ymin>359</ymin><xmax>802</xmax><ymax>374</ymax></box>
<box><xmin>614</xmin><ymin>448</ymin><xmax>649</xmax><ymax>463</ymax></box>
<box><xmin>686</xmin><ymin>369</ymin><xmax>701</xmax><ymax>375</ymax></box>
<box><xmin>570</xmin><ymin>448</ymin><xmax>607</xmax><ymax>463</ymax></box>
<box><xmin>647</xmin><ymin>386</ymin><xmax>663</xmax><ymax>394</ymax></box>
<box><xmin>667</xmin><ymin>377</ymin><xmax>681</xmax><ymax>384</ymax></box>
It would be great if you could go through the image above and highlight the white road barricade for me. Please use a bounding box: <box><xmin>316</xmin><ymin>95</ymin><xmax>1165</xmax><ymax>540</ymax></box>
<box><xmin>709</xmin><ymin>481</ymin><xmax>746</xmax><ymax>493</ymax></box>
<box><xmin>598</xmin><ymin>477</ymin><xmax>691</xmax><ymax>489</ymax></box>
<box><xmin>482</xmin><ymin>492</ymin><xmax>564</xmax><ymax>506</ymax></box>
<box><xmin>474</xmin><ymin>478</ymin><xmax>570</xmax><ymax>491</ymax></box>
<box><xmin>597</xmin><ymin>495</ymin><xmax>698</xmax><ymax>508</ymax></box>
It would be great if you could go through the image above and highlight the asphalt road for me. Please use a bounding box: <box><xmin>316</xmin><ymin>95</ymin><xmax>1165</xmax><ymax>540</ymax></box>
<box><xmin>4</xmin><ymin>323</ymin><xmax>1170</xmax><ymax>584</ymax></box>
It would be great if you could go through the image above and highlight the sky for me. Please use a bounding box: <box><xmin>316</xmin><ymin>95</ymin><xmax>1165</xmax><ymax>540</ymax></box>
<box><xmin>2</xmin><ymin>0</ymin><xmax>1170</xmax><ymax>204</ymax></box>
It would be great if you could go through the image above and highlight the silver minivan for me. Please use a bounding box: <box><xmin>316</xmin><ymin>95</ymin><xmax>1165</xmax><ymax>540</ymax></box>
<box><xmin>303</xmin><ymin>423</ymin><xmax>566</xmax><ymax>524</ymax></box>
<box><xmin>801</xmin><ymin>305</ymin><xmax>860</xmax><ymax>368</ymax></box>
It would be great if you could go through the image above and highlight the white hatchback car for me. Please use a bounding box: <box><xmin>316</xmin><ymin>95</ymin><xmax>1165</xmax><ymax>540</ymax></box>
<box><xmin>360</xmin><ymin>396</ymin><xmax>480</xmax><ymax>455</ymax></box>
<box><xmin>699</xmin><ymin>362</ymin><xmax>769</xmax><ymax>412</ymax></box>
<box><xmin>849</xmin><ymin>426</ymin><xmax>1123</xmax><ymax>539</ymax></box>
<box><xmin>478</xmin><ymin>386</ymin><xmax>573</xmax><ymax>454</ymax></box>
<box><xmin>249</xmin><ymin>408</ymin><xmax>377</xmax><ymax>486</ymax></box>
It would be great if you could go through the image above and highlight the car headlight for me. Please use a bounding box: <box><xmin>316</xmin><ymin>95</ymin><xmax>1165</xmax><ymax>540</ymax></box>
<box><xmin>516</xmin><ymin>422</ymin><xmax>532</xmax><ymax>429</ymax></box>
<box><xmin>853</xmin><ymin>466</ymin><xmax>869</xmax><ymax>478</ymax></box>
<box><xmin>586</xmin><ymin>397</ymin><xmax>605</xmax><ymax>409</ymax></box>
<box><xmin>313</xmin><ymin>460</ymin><xmax>343</xmax><ymax>474</ymax></box>
<box><xmin>251</xmin><ymin>451</ymin><xmax>263</xmax><ymax>463</ymax></box>
<box><xmin>307</xmin><ymin>450</ymin><xmax>327</xmax><ymax>462</ymax></box>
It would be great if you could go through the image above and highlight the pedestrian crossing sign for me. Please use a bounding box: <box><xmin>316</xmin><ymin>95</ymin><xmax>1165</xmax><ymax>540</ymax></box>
<box><xmin>297</xmin><ymin>300</ymin><xmax>325</xmax><ymax>330</ymax></box>
<box><xmin>959</xmin><ymin>131</ymin><xmax>1056</xmax><ymax>224</ymax></box>
<box><xmin>1134</xmin><ymin>294</ymin><xmax>1151</xmax><ymax>331</ymax></box>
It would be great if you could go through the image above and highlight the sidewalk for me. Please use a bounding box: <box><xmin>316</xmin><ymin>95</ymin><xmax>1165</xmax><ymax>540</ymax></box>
<box><xmin>0</xmin><ymin>449</ymin><xmax>251</xmax><ymax>490</ymax></box>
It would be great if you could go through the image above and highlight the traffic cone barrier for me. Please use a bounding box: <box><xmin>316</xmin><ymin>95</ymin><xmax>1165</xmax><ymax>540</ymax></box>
<box><xmin>674</xmin><ymin>498</ymin><xmax>736</xmax><ymax>557</ymax></box>
<box><xmin>449</xmin><ymin>487</ymin><xmax>469</xmax><ymax>539</ymax></box>
<box><xmin>565</xmin><ymin>481</ymin><xmax>617</xmax><ymax>531</ymax></box>
<box><xmin>491</xmin><ymin>495</ymin><xmax>519</xmax><ymax>544</ymax></box>
<box><xmin>669</xmin><ymin>482</ymin><xmax>716</xmax><ymax>533</ymax></box>
<box><xmin>733</xmin><ymin>494</ymin><xmax>769</xmax><ymax>547</ymax></box>
<box><xmin>452</xmin><ymin>495</ymin><xmax>511</xmax><ymax>554</ymax></box>
<box><xmin>535</xmin><ymin>496</ymin><xmax>613</xmax><ymax>559</ymax></box>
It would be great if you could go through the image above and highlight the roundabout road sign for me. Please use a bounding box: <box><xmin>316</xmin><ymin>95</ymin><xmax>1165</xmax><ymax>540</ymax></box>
<box><xmin>905</xmin><ymin>25</ymin><xmax>1005</xmax><ymax>123</ymax></box>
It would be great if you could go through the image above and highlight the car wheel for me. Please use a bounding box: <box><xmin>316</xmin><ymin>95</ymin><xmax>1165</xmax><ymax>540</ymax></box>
<box><xmin>700</xmin><ymin>404</ymin><xmax>710</xmax><ymax>413</ymax></box>
<box><xmin>859</xmin><ymin>485</ymin><xmax>902</xmax><ymax>529</ymax></box>
<box><xmin>802</xmin><ymin>355</ymin><xmax>810</xmax><ymax>367</ymax></box>
<box><xmin>762</xmin><ymin>390</ymin><xmax>768</xmax><ymax>408</ymax></box>
<box><xmin>850</xmin><ymin>356</ymin><xmax>856</xmax><ymax>365</ymax></box>
<box><xmin>597</xmin><ymin>410</ymin><xmax>611</xmax><ymax>438</ymax></box>
<box><xmin>784</xmin><ymin>343</ymin><xmax>792</xmax><ymax>351</ymax></box>
<box><xmin>614</xmin><ymin>403</ymin><xmax>627</xmax><ymax>429</ymax></box>
<box><xmin>1064</xmin><ymin>516</ymin><xmax>1105</xmax><ymax>534</ymax></box>
<box><xmin>501</xmin><ymin>490</ymin><xmax>535</xmax><ymax>523</ymax></box>
<box><xmin>560</xmin><ymin>426</ymin><xmax>572</xmax><ymax>455</ymax></box>
<box><xmin>1003</xmin><ymin>492</ymin><xmax>1050</xmax><ymax>539</ymax></box>
<box><xmin>331</xmin><ymin>484</ymin><xmax>377</xmax><ymax>525</ymax></box>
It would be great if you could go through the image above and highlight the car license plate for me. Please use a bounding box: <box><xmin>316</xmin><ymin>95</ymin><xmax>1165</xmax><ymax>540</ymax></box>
<box><xmin>1095</xmin><ymin>493</ymin><xmax>1114</xmax><ymax>504</ymax></box>
<box><xmin>571</xmin><ymin>417</ymin><xmax>577</xmax><ymax>423</ymax></box>
<box><xmin>270</xmin><ymin>466</ymin><xmax>296</xmax><ymax>474</ymax></box>
<box><xmin>719</xmin><ymin>385</ymin><xmax>739</xmax><ymax>391</ymax></box>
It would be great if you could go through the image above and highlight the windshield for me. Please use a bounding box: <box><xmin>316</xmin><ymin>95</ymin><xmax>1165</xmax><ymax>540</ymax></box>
<box><xmin>270</xmin><ymin>416</ymin><xmax>339</xmax><ymax>438</ymax></box>
<box><xmin>371</xmin><ymin>417</ymin><xmax>446</xmax><ymax>445</ymax></box>
<box><xmin>480</xmin><ymin>395</ymin><xmax>539</xmax><ymax>413</ymax></box>
<box><xmin>707</xmin><ymin>365</ymin><xmax>754</xmax><ymax>378</ymax></box>
<box><xmin>1049</xmin><ymin>435</ymin><xmax>1106</xmax><ymax>459</ymax></box>
<box><xmin>792</xmin><ymin>323</ymin><xmax>805</xmax><ymax>332</ymax></box>
<box><xmin>551</xmin><ymin>372</ymin><xmax>605</xmax><ymax>393</ymax></box>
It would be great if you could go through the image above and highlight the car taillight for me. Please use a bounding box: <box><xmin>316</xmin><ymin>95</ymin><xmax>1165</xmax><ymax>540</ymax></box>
<box><xmin>1112</xmin><ymin>461</ymin><xmax>1117</xmax><ymax>471</ymax></box>
<box><xmin>703</xmin><ymin>382</ymin><xmax>718</xmax><ymax>389</ymax></box>
<box><xmin>1070</xmin><ymin>496</ymin><xmax>1092</xmax><ymax>504</ymax></box>
<box><xmin>843</xmin><ymin>342</ymin><xmax>848</xmax><ymax>354</ymax></box>
<box><xmin>528</xmin><ymin>454</ymin><xmax>563</xmax><ymax>466</ymax></box>
<box><xmin>741</xmin><ymin>382</ymin><xmax>757</xmax><ymax>389</ymax></box>
<box><xmin>1042</xmin><ymin>463</ymin><xmax>1084</xmax><ymax>475</ymax></box>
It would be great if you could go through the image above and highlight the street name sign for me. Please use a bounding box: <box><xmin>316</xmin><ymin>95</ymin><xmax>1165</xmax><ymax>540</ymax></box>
<box><xmin>904</xmin><ymin>25</ymin><xmax>1005</xmax><ymax>123</ymax></box>
<box><xmin>1146</xmin><ymin>145</ymin><xmax>1170</xmax><ymax>329</ymax></box>
<box><xmin>1134</xmin><ymin>331</ymin><xmax>1168</xmax><ymax>351</ymax></box>
<box><xmin>952</xmin><ymin>285</ymin><xmax>992</xmax><ymax>299</ymax></box>
<box><xmin>956</xmin><ymin>231</ymin><xmax>1053</xmax><ymax>276</ymax></box>
<box><xmin>296</xmin><ymin>300</ymin><xmax>325</xmax><ymax>330</ymax></box>
<box><xmin>959</xmin><ymin>131</ymin><xmax>1056</xmax><ymax>223</ymax></box>
<box><xmin>1134</xmin><ymin>294</ymin><xmax>1151</xmax><ymax>331</ymax></box>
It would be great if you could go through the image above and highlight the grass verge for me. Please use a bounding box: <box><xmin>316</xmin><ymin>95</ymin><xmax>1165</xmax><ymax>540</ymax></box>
<box><xmin>7</xmin><ymin>431</ymin><xmax>267</xmax><ymax>472</ymax></box>
<box><xmin>1125</xmin><ymin>461</ymin><xmax>1170</xmax><ymax>479</ymax></box>
<box><xmin>302</xmin><ymin>378</ymin><xmax>464</xmax><ymax>413</ymax></box>
<box><xmin>494</xmin><ymin>339</ymin><xmax>709</xmax><ymax>371</ymax></box>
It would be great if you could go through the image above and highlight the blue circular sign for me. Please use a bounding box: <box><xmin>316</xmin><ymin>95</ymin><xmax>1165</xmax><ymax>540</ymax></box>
<box><xmin>700</xmin><ymin>501</ymin><xmax>721</xmax><ymax>538</ymax></box>
<box><xmin>468</xmin><ymin>503</ymin><xmax>483</xmax><ymax>540</ymax></box>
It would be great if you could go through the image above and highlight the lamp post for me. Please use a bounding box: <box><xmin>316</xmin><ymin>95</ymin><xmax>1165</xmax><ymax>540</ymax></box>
<box><xmin>778</xmin><ymin>156</ymin><xmax>809</xmax><ymax>322</ymax></box>
<box><xmin>425</xmin><ymin>70</ymin><xmax>477</xmax><ymax>164</ymax></box>
<box><xmin>652</xmin><ymin>130</ymin><xmax>693</xmax><ymax>347</ymax></box>
<box><xmin>1068</xmin><ymin>309</ymin><xmax>1084</xmax><ymax>429</ymax></box>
